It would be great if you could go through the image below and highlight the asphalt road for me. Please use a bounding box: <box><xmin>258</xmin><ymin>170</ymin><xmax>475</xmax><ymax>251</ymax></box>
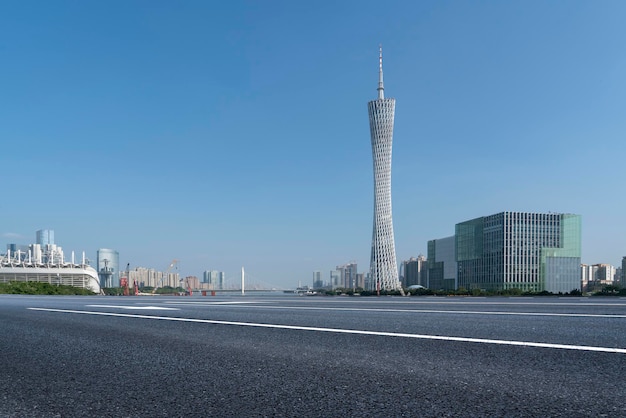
<box><xmin>1</xmin><ymin>294</ymin><xmax>625</xmax><ymax>417</ymax></box>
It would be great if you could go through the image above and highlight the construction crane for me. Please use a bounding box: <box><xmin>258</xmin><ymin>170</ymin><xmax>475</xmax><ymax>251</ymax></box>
<box><xmin>151</xmin><ymin>259</ymin><xmax>179</xmax><ymax>295</ymax></box>
<box><xmin>183</xmin><ymin>276</ymin><xmax>193</xmax><ymax>296</ymax></box>
<box><xmin>121</xmin><ymin>263</ymin><xmax>130</xmax><ymax>296</ymax></box>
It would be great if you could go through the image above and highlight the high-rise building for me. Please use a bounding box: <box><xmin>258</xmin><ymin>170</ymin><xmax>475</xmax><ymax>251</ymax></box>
<box><xmin>337</xmin><ymin>262</ymin><xmax>358</xmax><ymax>289</ymax></box>
<box><xmin>330</xmin><ymin>270</ymin><xmax>341</xmax><ymax>289</ymax></box>
<box><xmin>312</xmin><ymin>271</ymin><xmax>323</xmax><ymax>288</ymax></box>
<box><xmin>594</xmin><ymin>264</ymin><xmax>616</xmax><ymax>284</ymax></box>
<box><xmin>455</xmin><ymin>212</ymin><xmax>581</xmax><ymax>293</ymax></box>
<box><xmin>36</xmin><ymin>229</ymin><xmax>54</xmax><ymax>246</ymax></box>
<box><xmin>614</xmin><ymin>267</ymin><xmax>622</xmax><ymax>286</ymax></box>
<box><xmin>581</xmin><ymin>264</ymin><xmax>593</xmax><ymax>292</ymax></box>
<box><xmin>582</xmin><ymin>263</ymin><xmax>616</xmax><ymax>292</ymax></box>
<box><xmin>368</xmin><ymin>46</ymin><xmax>399</xmax><ymax>291</ymax></box>
<box><xmin>355</xmin><ymin>273</ymin><xmax>365</xmax><ymax>289</ymax></box>
<box><xmin>97</xmin><ymin>248</ymin><xmax>120</xmax><ymax>288</ymax></box>
<box><xmin>6</xmin><ymin>244</ymin><xmax>29</xmax><ymax>254</ymax></box>
<box><xmin>184</xmin><ymin>276</ymin><xmax>200</xmax><ymax>290</ymax></box>
<box><xmin>127</xmin><ymin>266</ymin><xmax>178</xmax><ymax>289</ymax></box>
<box><xmin>203</xmin><ymin>270</ymin><xmax>225</xmax><ymax>290</ymax></box>
<box><xmin>427</xmin><ymin>237</ymin><xmax>457</xmax><ymax>290</ymax></box>
<box><xmin>402</xmin><ymin>254</ymin><xmax>428</xmax><ymax>287</ymax></box>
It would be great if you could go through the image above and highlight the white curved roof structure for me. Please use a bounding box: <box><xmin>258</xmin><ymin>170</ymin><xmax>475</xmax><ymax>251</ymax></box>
<box><xmin>0</xmin><ymin>261</ymin><xmax>101</xmax><ymax>293</ymax></box>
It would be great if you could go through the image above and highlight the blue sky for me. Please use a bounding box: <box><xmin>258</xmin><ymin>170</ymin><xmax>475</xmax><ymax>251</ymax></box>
<box><xmin>1</xmin><ymin>1</ymin><xmax>625</xmax><ymax>288</ymax></box>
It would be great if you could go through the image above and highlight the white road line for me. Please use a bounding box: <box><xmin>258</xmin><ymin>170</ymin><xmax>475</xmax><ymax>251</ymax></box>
<box><xmin>168</xmin><ymin>299</ymin><xmax>626</xmax><ymax>307</ymax></box>
<box><xmin>86</xmin><ymin>305</ymin><xmax>179</xmax><ymax>310</ymax></box>
<box><xmin>28</xmin><ymin>308</ymin><xmax>626</xmax><ymax>354</ymax></box>
<box><xmin>162</xmin><ymin>303</ymin><xmax>626</xmax><ymax>318</ymax></box>
<box><xmin>164</xmin><ymin>301</ymin><xmax>273</xmax><ymax>306</ymax></box>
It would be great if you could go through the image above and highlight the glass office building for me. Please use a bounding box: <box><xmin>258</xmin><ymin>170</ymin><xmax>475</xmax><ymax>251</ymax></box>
<box><xmin>456</xmin><ymin>212</ymin><xmax>581</xmax><ymax>293</ymax></box>
<box><xmin>203</xmin><ymin>270</ymin><xmax>225</xmax><ymax>290</ymax></box>
<box><xmin>97</xmin><ymin>249</ymin><xmax>120</xmax><ymax>288</ymax></box>
<box><xmin>36</xmin><ymin>229</ymin><xmax>54</xmax><ymax>246</ymax></box>
<box><xmin>427</xmin><ymin>236</ymin><xmax>457</xmax><ymax>290</ymax></box>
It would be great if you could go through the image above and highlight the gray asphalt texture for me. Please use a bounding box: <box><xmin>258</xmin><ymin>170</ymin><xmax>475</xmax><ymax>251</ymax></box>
<box><xmin>1</xmin><ymin>294</ymin><xmax>625</xmax><ymax>417</ymax></box>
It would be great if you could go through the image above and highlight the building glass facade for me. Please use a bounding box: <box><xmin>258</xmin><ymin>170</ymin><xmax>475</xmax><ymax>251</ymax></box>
<box><xmin>36</xmin><ymin>229</ymin><xmax>54</xmax><ymax>246</ymax></box>
<box><xmin>203</xmin><ymin>270</ymin><xmax>225</xmax><ymax>290</ymax></box>
<box><xmin>427</xmin><ymin>236</ymin><xmax>456</xmax><ymax>290</ymax></box>
<box><xmin>622</xmin><ymin>257</ymin><xmax>626</xmax><ymax>287</ymax></box>
<box><xmin>97</xmin><ymin>249</ymin><xmax>120</xmax><ymax>288</ymax></box>
<box><xmin>456</xmin><ymin>212</ymin><xmax>581</xmax><ymax>293</ymax></box>
<box><xmin>312</xmin><ymin>271</ymin><xmax>323</xmax><ymax>288</ymax></box>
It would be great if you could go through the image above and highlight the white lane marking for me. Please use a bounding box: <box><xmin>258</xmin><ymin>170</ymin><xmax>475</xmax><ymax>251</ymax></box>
<box><xmin>162</xmin><ymin>301</ymin><xmax>268</xmax><ymax>305</ymax></box>
<box><xmin>86</xmin><ymin>305</ymin><xmax>179</xmax><ymax>311</ymax></box>
<box><xmin>167</xmin><ymin>299</ymin><xmax>626</xmax><ymax>307</ymax></box>
<box><xmin>28</xmin><ymin>308</ymin><xmax>626</xmax><ymax>354</ymax></box>
<box><xmin>177</xmin><ymin>301</ymin><xmax>268</xmax><ymax>305</ymax></box>
<box><xmin>162</xmin><ymin>303</ymin><xmax>626</xmax><ymax>318</ymax></box>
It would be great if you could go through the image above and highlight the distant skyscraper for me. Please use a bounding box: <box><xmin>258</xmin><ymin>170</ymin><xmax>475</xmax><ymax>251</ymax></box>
<box><xmin>312</xmin><ymin>271</ymin><xmax>323</xmax><ymax>288</ymax></box>
<box><xmin>355</xmin><ymin>273</ymin><xmax>365</xmax><ymax>289</ymax></box>
<box><xmin>368</xmin><ymin>46</ymin><xmax>400</xmax><ymax>291</ymax></box>
<box><xmin>403</xmin><ymin>254</ymin><xmax>428</xmax><ymax>287</ymax></box>
<box><xmin>427</xmin><ymin>237</ymin><xmax>457</xmax><ymax>290</ymax></box>
<box><xmin>203</xmin><ymin>270</ymin><xmax>225</xmax><ymax>289</ymax></box>
<box><xmin>330</xmin><ymin>269</ymin><xmax>341</xmax><ymax>289</ymax></box>
<box><xmin>337</xmin><ymin>262</ymin><xmax>358</xmax><ymax>289</ymax></box>
<box><xmin>36</xmin><ymin>229</ymin><xmax>54</xmax><ymax>246</ymax></box>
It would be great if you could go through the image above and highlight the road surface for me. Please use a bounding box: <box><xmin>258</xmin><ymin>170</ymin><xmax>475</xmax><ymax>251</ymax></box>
<box><xmin>1</xmin><ymin>294</ymin><xmax>625</xmax><ymax>417</ymax></box>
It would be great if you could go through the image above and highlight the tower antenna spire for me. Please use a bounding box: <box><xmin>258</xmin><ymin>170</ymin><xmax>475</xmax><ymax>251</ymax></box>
<box><xmin>377</xmin><ymin>44</ymin><xmax>384</xmax><ymax>99</ymax></box>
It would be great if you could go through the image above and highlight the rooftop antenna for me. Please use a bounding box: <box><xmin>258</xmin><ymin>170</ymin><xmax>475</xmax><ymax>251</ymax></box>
<box><xmin>377</xmin><ymin>44</ymin><xmax>384</xmax><ymax>100</ymax></box>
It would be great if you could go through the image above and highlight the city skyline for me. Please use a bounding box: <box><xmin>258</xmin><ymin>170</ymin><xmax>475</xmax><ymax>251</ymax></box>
<box><xmin>2</xmin><ymin>2</ymin><xmax>625</xmax><ymax>288</ymax></box>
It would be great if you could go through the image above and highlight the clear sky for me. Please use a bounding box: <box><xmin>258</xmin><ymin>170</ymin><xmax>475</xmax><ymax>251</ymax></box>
<box><xmin>1</xmin><ymin>1</ymin><xmax>625</xmax><ymax>288</ymax></box>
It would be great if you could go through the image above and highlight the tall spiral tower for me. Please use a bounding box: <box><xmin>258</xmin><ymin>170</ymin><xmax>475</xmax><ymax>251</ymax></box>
<box><xmin>368</xmin><ymin>46</ymin><xmax>400</xmax><ymax>291</ymax></box>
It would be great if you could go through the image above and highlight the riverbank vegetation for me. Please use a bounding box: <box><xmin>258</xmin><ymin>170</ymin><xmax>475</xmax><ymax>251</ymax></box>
<box><xmin>0</xmin><ymin>281</ymin><xmax>95</xmax><ymax>295</ymax></box>
<box><xmin>319</xmin><ymin>286</ymin><xmax>625</xmax><ymax>297</ymax></box>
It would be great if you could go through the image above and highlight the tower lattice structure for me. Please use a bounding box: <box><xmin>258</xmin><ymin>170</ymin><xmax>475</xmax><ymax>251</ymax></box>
<box><xmin>368</xmin><ymin>46</ymin><xmax>400</xmax><ymax>291</ymax></box>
